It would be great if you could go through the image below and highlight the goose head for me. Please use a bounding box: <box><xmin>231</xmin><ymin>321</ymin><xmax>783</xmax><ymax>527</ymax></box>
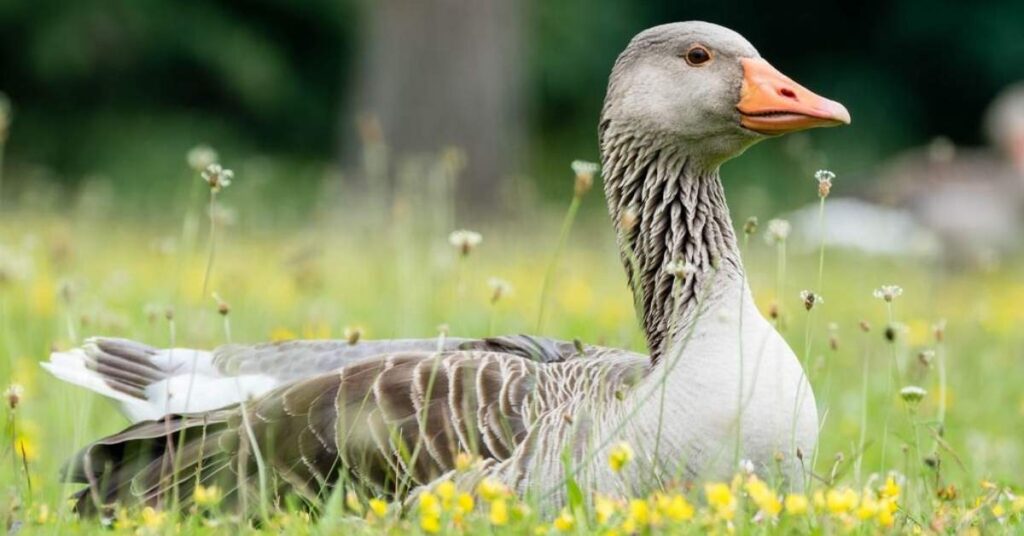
<box><xmin>602</xmin><ymin>21</ymin><xmax>850</xmax><ymax>167</ymax></box>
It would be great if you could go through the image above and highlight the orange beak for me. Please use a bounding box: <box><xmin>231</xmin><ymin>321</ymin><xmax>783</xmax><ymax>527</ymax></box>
<box><xmin>737</xmin><ymin>58</ymin><xmax>850</xmax><ymax>134</ymax></box>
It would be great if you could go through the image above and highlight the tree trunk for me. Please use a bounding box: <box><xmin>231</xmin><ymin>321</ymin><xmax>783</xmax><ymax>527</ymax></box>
<box><xmin>347</xmin><ymin>0</ymin><xmax>524</xmax><ymax>213</ymax></box>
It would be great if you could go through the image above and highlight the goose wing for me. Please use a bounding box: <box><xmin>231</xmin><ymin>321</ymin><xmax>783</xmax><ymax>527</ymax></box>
<box><xmin>43</xmin><ymin>335</ymin><xmax>625</xmax><ymax>422</ymax></box>
<box><xmin>65</xmin><ymin>348</ymin><xmax>649</xmax><ymax>514</ymax></box>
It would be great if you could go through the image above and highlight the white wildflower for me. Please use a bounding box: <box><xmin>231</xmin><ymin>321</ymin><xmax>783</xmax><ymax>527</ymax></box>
<box><xmin>873</xmin><ymin>285</ymin><xmax>904</xmax><ymax>302</ymax></box>
<box><xmin>899</xmin><ymin>385</ymin><xmax>927</xmax><ymax>404</ymax></box>
<box><xmin>448</xmin><ymin>230</ymin><xmax>483</xmax><ymax>256</ymax></box>
<box><xmin>764</xmin><ymin>219</ymin><xmax>791</xmax><ymax>244</ymax></box>
<box><xmin>201</xmin><ymin>163</ymin><xmax>233</xmax><ymax>192</ymax></box>
<box><xmin>488</xmin><ymin>277</ymin><xmax>513</xmax><ymax>304</ymax></box>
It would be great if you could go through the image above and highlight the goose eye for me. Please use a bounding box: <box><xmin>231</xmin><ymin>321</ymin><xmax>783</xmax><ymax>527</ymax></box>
<box><xmin>684</xmin><ymin>46</ymin><xmax>712</xmax><ymax>66</ymax></box>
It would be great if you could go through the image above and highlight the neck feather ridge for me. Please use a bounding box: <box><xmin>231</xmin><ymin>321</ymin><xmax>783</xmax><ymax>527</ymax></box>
<box><xmin>600</xmin><ymin>122</ymin><xmax>743</xmax><ymax>364</ymax></box>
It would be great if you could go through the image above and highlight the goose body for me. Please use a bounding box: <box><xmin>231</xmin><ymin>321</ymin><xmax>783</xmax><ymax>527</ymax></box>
<box><xmin>44</xmin><ymin>21</ymin><xmax>849</xmax><ymax>513</ymax></box>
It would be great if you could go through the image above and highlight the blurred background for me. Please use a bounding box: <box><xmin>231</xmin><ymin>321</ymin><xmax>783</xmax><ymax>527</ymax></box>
<box><xmin>2</xmin><ymin>0</ymin><xmax>1024</xmax><ymax>225</ymax></box>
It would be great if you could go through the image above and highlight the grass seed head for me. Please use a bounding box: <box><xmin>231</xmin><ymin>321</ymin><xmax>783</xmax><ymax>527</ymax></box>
<box><xmin>488</xmin><ymin>277</ymin><xmax>512</xmax><ymax>304</ymax></box>
<box><xmin>5</xmin><ymin>383</ymin><xmax>24</xmax><ymax>409</ymax></box>
<box><xmin>201</xmin><ymin>163</ymin><xmax>233</xmax><ymax>192</ymax></box>
<box><xmin>571</xmin><ymin>160</ymin><xmax>599</xmax><ymax>197</ymax></box>
<box><xmin>800</xmin><ymin>290</ymin><xmax>823</xmax><ymax>311</ymax></box>
<box><xmin>449</xmin><ymin>230</ymin><xmax>482</xmax><ymax>256</ymax></box>
<box><xmin>815</xmin><ymin>169</ymin><xmax>835</xmax><ymax>198</ymax></box>
<box><xmin>344</xmin><ymin>326</ymin><xmax>363</xmax><ymax>345</ymax></box>
<box><xmin>873</xmin><ymin>285</ymin><xmax>904</xmax><ymax>302</ymax></box>
<box><xmin>212</xmin><ymin>292</ymin><xmax>230</xmax><ymax>316</ymax></box>
<box><xmin>743</xmin><ymin>216</ymin><xmax>759</xmax><ymax>236</ymax></box>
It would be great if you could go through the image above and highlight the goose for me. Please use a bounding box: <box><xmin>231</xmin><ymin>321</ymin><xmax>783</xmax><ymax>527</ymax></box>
<box><xmin>43</xmin><ymin>21</ymin><xmax>849</xmax><ymax>514</ymax></box>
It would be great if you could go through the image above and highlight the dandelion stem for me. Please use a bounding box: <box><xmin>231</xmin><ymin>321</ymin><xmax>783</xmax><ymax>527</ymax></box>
<box><xmin>733</xmin><ymin>233</ymin><xmax>750</xmax><ymax>469</ymax></box>
<box><xmin>855</xmin><ymin>329</ymin><xmax>870</xmax><ymax>484</ymax></box>
<box><xmin>201</xmin><ymin>190</ymin><xmax>218</xmax><ymax>298</ymax></box>
<box><xmin>536</xmin><ymin>194</ymin><xmax>581</xmax><ymax>332</ymax></box>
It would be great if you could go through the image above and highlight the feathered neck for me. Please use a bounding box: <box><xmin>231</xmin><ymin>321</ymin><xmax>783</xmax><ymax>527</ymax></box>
<box><xmin>599</xmin><ymin>121</ymin><xmax>743</xmax><ymax>364</ymax></box>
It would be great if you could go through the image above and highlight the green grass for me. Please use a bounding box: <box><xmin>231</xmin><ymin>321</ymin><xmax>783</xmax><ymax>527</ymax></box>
<box><xmin>2</xmin><ymin>158</ymin><xmax>1024</xmax><ymax>534</ymax></box>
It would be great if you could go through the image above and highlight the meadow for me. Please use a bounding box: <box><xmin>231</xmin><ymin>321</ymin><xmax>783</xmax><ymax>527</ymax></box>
<box><xmin>2</xmin><ymin>145</ymin><xmax>1024</xmax><ymax>534</ymax></box>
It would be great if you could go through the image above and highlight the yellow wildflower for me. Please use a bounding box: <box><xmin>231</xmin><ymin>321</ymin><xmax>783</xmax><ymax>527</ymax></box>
<box><xmin>437</xmin><ymin>480</ymin><xmax>457</xmax><ymax>509</ymax></box>
<box><xmin>270</xmin><ymin>327</ymin><xmax>297</xmax><ymax>342</ymax></box>
<box><xmin>455</xmin><ymin>452</ymin><xmax>478</xmax><ymax>472</ymax></box>
<box><xmin>628</xmin><ymin>499</ymin><xmax>651</xmax><ymax>527</ymax></box>
<box><xmin>992</xmin><ymin>504</ymin><xmax>1006</xmax><ymax>518</ymax></box>
<box><xmin>419</xmin><ymin>491</ymin><xmax>442</xmax><ymax>518</ymax></box>
<box><xmin>478</xmin><ymin>477</ymin><xmax>509</xmax><ymax>501</ymax></box>
<box><xmin>745</xmin><ymin>475</ymin><xmax>782</xmax><ymax>517</ymax></box>
<box><xmin>33</xmin><ymin>504</ymin><xmax>50</xmax><ymax>525</ymax></box>
<box><xmin>813</xmin><ymin>490</ymin><xmax>826</xmax><ymax>509</ymax></box>
<box><xmin>856</xmin><ymin>491</ymin><xmax>879</xmax><ymax>520</ymax></box>
<box><xmin>140</xmin><ymin>506</ymin><xmax>166</xmax><ymax>529</ymax></box>
<box><xmin>657</xmin><ymin>493</ymin><xmax>694</xmax><ymax>522</ymax></box>
<box><xmin>881</xmin><ymin>475</ymin><xmax>901</xmax><ymax>499</ymax></box>
<box><xmin>608</xmin><ymin>441</ymin><xmax>634</xmax><ymax>473</ymax></box>
<box><xmin>705</xmin><ymin>482</ymin><xmax>736</xmax><ymax>520</ymax></box>
<box><xmin>826</xmin><ymin>487</ymin><xmax>859</xmax><ymax>515</ymax></box>
<box><xmin>193</xmin><ymin>484</ymin><xmax>222</xmax><ymax>508</ymax></box>
<box><xmin>595</xmin><ymin>494</ymin><xmax>618</xmax><ymax>524</ymax></box>
<box><xmin>420</xmin><ymin>515</ymin><xmax>441</xmax><ymax>534</ymax></box>
<box><xmin>490</xmin><ymin>498</ymin><xmax>510</xmax><ymax>526</ymax></box>
<box><xmin>113</xmin><ymin>507</ymin><xmax>134</xmax><ymax>530</ymax></box>
<box><xmin>785</xmin><ymin>494</ymin><xmax>809</xmax><ymax>516</ymax></box>
<box><xmin>368</xmin><ymin>498</ymin><xmax>388</xmax><ymax>518</ymax></box>
<box><xmin>1012</xmin><ymin>495</ymin><xmax>1024</xmax><ymax>513</ymax></box>
<box><xmin>877</xmin><ymin>498</ymin><xmax>896</xmax><ymax>527</ymax></box>
<box><xmin>553</xmin><ymin>509</ymin><xmax>576</xmax><ymax>531</ymax></box>
<box><xmin>456</xmin><ymin>492</ymin><xmax>475</xmax><ymax>513</ymax></box>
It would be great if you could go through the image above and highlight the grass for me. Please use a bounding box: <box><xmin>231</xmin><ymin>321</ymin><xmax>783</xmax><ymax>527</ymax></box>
<box><xmin>1</xmin><ymin>151</ymin><xmax>1024</xmax><ymax>534</ymax></box>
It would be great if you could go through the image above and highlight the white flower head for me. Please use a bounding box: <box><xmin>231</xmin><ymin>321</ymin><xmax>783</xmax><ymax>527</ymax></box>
<box><xmin>873</xmin><ymin>285</ymin><xmax>904</xmax><ymax>302</ymax></box>
<box><xmin>899</xmin><ymin>385</ymin><xmax>927</xmax><ymax>404</ymax></box>
<box><xmin>487</xmin><ymin>277</ymin><xmax>513</xmax><ymax>304</ymax></box>
<box><xmin>799</xmin><ymin>290</ymin><xmax>823</xmax><ymax>310</ymax></box>
<box><xmin>5</xmin><ymin>383</ymin><xmax>24</xmax><ymax>409</ymax></box>
<box><xmin>187</xmin><ymin>145</ymin><xmax>219</xmax><ymax>173</ymax></box>
<box><xmin>448</xmin><ymin>229</ymin><xmax>483</xmax><ymax>256</ymax></box>
<box><xmin>814</xmin><ymin>169</ymin><xmax>835</xmax><ymax>198</ymax></box>
<box><xmin>665</xmin><ymin>259</ymin><xmax>698</xmax><ymax>279</ymax></box>
<box><xmin>739</xmin><ymin>458</ymin><xmax>756</xmax><ymax>475</ymax></box>
<box><xmin>571</xmin><ymin>160</ymin><xmax>600</xmax><ymax>196</ymax></box>
<box><xmin>201</xmin><ymin>163</ymin><xmax>233</xmax><ymax>192</ymax></box>
<box><xmin>764</xmin><ymin>218</ymin><xmax>791</xmax><ymax>244</ymax></box>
